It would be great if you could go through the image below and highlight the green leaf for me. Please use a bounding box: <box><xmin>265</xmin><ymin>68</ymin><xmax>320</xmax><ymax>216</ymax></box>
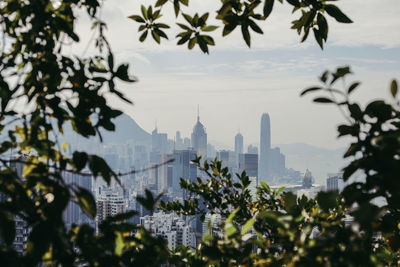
<box><xmin>115</xmin><ymin>232</ymin><xmax>124</xmax><ymax>256</ymax></box>
<box><xmin>201</xmin><ymin>25</ymin><xmax>218</xmax><ymax>32</ymax></box>
<box><xmin>263</xmin><ymin>0</ymin><xmax>274</xmax><ymax>18</ymax></box>
<box><xmin>141</xmin><ymin>5</ymin><xmax>148</xmax><ymax>20</ymax></box>
<box><xmin>188</xmin><ymin>37</ymin><xmax>197</xmax><ymax>49</ymax></box>
<box><xmin>128</xmin><ymin>15</ymin><xmax>145</xmax><ymax>23</ymax></box>
<box><xmin>248</xmin><ymin>19</ymin><xmax>263</xmax><ymax>34</ymax></box>
<box><xmin>325</xmin><ymin>4</ymin><xmax>353</xmax><ymax>23</ymax></box>
<box><xmin>259</xmin><ymin>181</ymin><xmax>270</xmax><ymax>193</ymax></box>
<box><xmin>139</xmin><ymin>30</ymin><xmax>148</xmax><ymax>42</ymax></box>
<box><xmin>347</xmin><ymin>82</ymin><xmax>360</xmax><ymax>94</ymax></box>
<box><xmin>317</xmin><ymin>13</ymin><xmax>328</xmax><ymax>40</ymax></box>
<box><xmin>274</xmin><ymin>186</ymin><xmax>285</xmax><ymax>197</ymax></box>
<box><xmin>241</xmin><ymin>24</ymin><xmax>251</xmax><ymax>47</ymax></box>
<box><xmin>282</xmin><ymin>192</ymin><xmax>297</xmax><ymax>212</ymax></box>
<box><xmin>348</xmin><ymin>103</ymin><xmax>363</xmax><ymax>120</ymax></box>
<box><xmin>155</xmin><ymin>0</ymin><xmax>168</xmax><ymax>7</ymax></box>
<box><xmin>317</xmin><ymin>191</ymin><xmax>338</xmax><ymax>211</ymax></box>
<box><xmin>300</xmin><ymin>86</ymin><xmax>321</xmax><ymax>96</ymax></box>
<box><xmin>0</xmin><ymin>211</ymin><xmax>15</xmax><ymax>245</ymax></box>
<box><xmin>313</xmin><ymin>28</ymin><xmax>324</xmax><ymax>49</ymax></box>
<box><xmin>137</xmin><ymin>189</ymin><xmax>157</xmax><ymax>212</ymax></box>
<box><xmin>182</xmin><ymin>13</ymin><xmax>193</xmax><ymax>25</ymax></box>
<box><xmin>225</xmin><ymin>225</ymin><xmax>237</xmax><ymax>237</ymax></box>
<box><xmin>226</xmin><ymin>207</ymin><xmax>240</xmax><ymax>225</ymax></box>
<box><xmin>241</xmin><ymin>217</ymin><xmax>255</xmax><ymax>235</ymax></box>
<box><xmin>223</xmin><ymin>22</ymin><xmax>237</xmax><ymax>37</ymax></box>
<box><xmin>313</xmin><ymin>97</ymin><xmax>334</xmax><ymax>103</ymax></box>
<box><xmin>73</xmin><ymin>151</ymin><xmax>88</xmax><ymax>171</ymax></box>
<box><xmin>76</xmin><ymin>186</ymin><xmax>97</xmax><ymax>217</ymax></box>
<box><xmin>177</xmin><ymin>23</ymin><xmax>191</xmax><ymax>31</ymax></box>
<box><xmin>390</xmin><ymin>79</ymin><xmax>398</xmax><ymax>97</ymax></box>
<box><xmin>151</xmin><ymin>30</ymin><xmax>161</xmax><ymax>43</ymax></box>
<box><xmin>286</xmin><ymin>0</ymin><xmax>300</xmax><ymax>8</ymax></box>
<box><xmin>344</xmin><ymin>143</ymin><xmax>361</xmax><ymax>157</ymax></box>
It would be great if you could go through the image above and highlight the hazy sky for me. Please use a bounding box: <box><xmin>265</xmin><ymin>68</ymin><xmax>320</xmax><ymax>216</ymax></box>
<box><xmin>74</xmin><ymin>0</ymin><xmax>400</xmax><ymax>150</ymax></box>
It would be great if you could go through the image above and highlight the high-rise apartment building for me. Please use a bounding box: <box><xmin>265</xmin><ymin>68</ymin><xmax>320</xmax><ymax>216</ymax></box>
<box><xmin>96</xmin><ymin>189</ymin><xmax>126</xmax><ymax>230</ymax></box>
<box><xmin>9</xmin><ymin>159</ymin><xmax>29</xmax><ymax>255</ymax></box>
<box><xmin>140</xmin><ymin>212</ymin><xmax>196</xmax><ymax>249</ymax></box>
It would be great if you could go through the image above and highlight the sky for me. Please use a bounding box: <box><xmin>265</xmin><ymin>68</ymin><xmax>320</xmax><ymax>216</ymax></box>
<box><xmin>73</xmin><ymin>0</ymin><xmax>400</xmax><ymax>150</ymax></box>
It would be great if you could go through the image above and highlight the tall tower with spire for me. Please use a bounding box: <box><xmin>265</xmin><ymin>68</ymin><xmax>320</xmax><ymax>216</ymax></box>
<box><xmin>191</xmin><ymin>106</ymin><xmax>207</xmax><ymax>158</ymax></box>
<box><xmin>234</xmin><ymin>131</ymin><xmax>243</xmax><ymax>161</ymax></box>
<box><xmin>259</xmin><ymin>113</ymin><xmax>271</xmax><ymax>183</ymax></box>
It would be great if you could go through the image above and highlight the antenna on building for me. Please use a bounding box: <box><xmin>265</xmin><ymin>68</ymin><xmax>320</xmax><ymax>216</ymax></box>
<box><xmin>197</xmin><ymin>104</ymin><xmax>200</xmax><ymax>122</ymax></box>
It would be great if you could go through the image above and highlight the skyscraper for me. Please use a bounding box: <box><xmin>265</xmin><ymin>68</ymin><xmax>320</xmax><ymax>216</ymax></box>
<box><xmin>234</xmin><ymin>132</ymin><xmax>243</xmax><ymax>158</ymax></box>
<box><xmin>238</xmin><ymin>153</ymin><xmax>258</xmax><ymax>178</ymax></box>
<box><xmin>176</xmin><ymin>131</ymin><xmax>183</xmax><ymax>149</ymax></box>
<box><xmin>191</xmin><ymin>108</ymin><xmax>207</xmax><ymax>158</ymax></box>
<box><xmin>63</xmin><ymin>172</ymin><xmax>94</xmax><ymax>229</ymax></box>
<box><xmin>259</xmin><ymin>113</ymin><xmax>271</xmax><ymax>183</ymax></box>
<box><xmin>171</xmin><ymin>150</ymin><xmax>197</xmax><ymax>197</ymax></box>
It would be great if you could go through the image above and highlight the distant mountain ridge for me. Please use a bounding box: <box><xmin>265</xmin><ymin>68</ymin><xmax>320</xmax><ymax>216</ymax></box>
<box><xmin>99</xmin><ymin>113</ymin><xmax>151</xmax><ymax>144</ymax></box>
<box><xmin>60</xmin><ymin>113</ymin><xmax>151</xmax><ymax>147</ymax></box>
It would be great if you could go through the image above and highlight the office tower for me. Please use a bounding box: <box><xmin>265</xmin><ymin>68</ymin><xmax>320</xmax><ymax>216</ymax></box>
<box><xmin>216</xmin><ymin>150</ymin><xmax>237</xmax><ymax>173</ymax></box>
<box><xmin>247</xmin><ymin>144</ymin><xmax>258</xmax><ymax>155</ymax></box>
<box><xmin>191</xmin><ymin>109</ymin><xmax>207</xmax><ymax>158</ymax></box>
<box><xmin>172</xmin><ymin>150</ymin><xmax>197</xmax><ymax>197</ymax></box>
<box><xmin>207</xmin><ymin>143</ymin><xmax>216</xmax><ymax>159</ymax></box>
<box><xmin>152</xmin><ymin>127</ymin><xmax>159</xmax><ymax>152</ymax></box>
<box><xmin>234</xmin><ymin>132</ymin><xmax>244</xmax><ymax>157</ymax></box>
<box><xmin>259</xmin><ymin>113</ymin><xmax>271</xmax><ymax>183</ymax></box>
<box><xmin>157</xmin><ymin>153</ymin><xmax>174</xmax><ymax>193</ymax></box>
<box><xmin>63</xmin><ymin>172</ymin><xmax>94</xmax><ymax>229</ymax></box>
<box><xmin>327</xmin><ymin>173</ymin><xmax>344</xmax><ymax>192</ymax></box>
<box><xmin>216</xmin><ymin>150</ymin><xmax>230</xmax><ymax>167</ymax></box>
<box><xmin>238</xmin><ymin>153</ymin><xmax>258</xmax><ymax>179</ymax></box>
<box><xmin>183</xmin><ymin>137</ymin><xmax>191</xmax><ymax>149</ymax></box>
<box><xmin>270</xmin><ymin>147</ymin><xmax>286</xmax><ymax>176</ymax></box>
<box><xmin>176</xmin><ymin>131</ymin><xmax>183</xmax><ymax>149</ymax></box>
<box><xmin>152</xmin><ymin>127</ymin><xmax>169</xmax><ymax>157</ymax></box>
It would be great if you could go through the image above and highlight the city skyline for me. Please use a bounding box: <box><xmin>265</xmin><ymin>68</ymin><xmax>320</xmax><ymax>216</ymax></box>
<box><xmin>71</xmin><ymin>0</ymin><xmax>400</xmax><ymax>150</ymax></box>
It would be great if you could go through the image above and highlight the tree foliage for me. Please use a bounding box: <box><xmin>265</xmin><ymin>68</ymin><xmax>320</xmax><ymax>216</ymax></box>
<box><xmin>0</xmin><ymin>0</ymin><xmax>399</xmax><ymax>266</ymax></box>
<box><xmin>129</xmin><ymin>0</ymin><xmax>353</xmax><ymax>52</ymax></box>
